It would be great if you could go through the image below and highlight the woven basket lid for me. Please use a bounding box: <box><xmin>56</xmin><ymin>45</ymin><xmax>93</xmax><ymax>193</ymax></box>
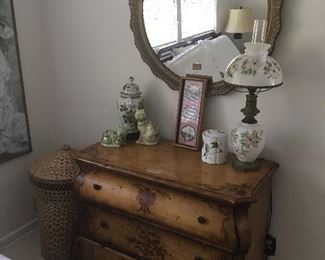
<box><xmin>29</xmin><ymin>145</ymin><xmax>79</xmax><ymax>185</ymax></box>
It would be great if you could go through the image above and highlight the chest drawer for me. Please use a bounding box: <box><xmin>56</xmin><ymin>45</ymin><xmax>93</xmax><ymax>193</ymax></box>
<box><xmin>74</xmin><ymin>169</ymin><xmax>237</xmax><ymax>252</ymax></box>
<box><xmin>80</xmin><ymin>205</ymin><xmax>232</xmax><ymax>260</ymax></box>
<box><xmin>72</xmin><ymin>236</ymin><xmax>135</xmax><ymax>260</ymax></box>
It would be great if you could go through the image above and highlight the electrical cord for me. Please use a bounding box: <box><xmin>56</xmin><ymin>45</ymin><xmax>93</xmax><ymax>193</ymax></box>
<box><xmin>264</xmin><ymin>190</ymin><xmax>273</xmax><ymax>260</ymax></box>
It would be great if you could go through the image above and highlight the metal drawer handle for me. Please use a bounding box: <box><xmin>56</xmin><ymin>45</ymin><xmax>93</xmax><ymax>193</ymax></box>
<box><xmin>197</xmin><ymin>216</ymin><xmax>207</xmax><ymax>224</ymax></box>
<box><xmin>100</xmin><ymin>221</ymin><xmax>108</xmax><ymax>228</ymax></box>
<box><xmin>194</xmin><ymin>256</ymin><xmax>203</xmax><ymax>260</ymax></box>
<box><xmin>93</xmin><ymin>184</ymin><xmax>102</xmax><ymax>190</ymax></box>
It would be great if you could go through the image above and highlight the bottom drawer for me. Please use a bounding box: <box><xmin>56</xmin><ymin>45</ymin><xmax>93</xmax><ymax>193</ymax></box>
<box><xmin>72</xmin><ymin>236</ymin><xmax>135</xmax><ymax>260</ymax></box>
<box><xmin>81</xmin><ymin>205</ymin><xmax>231</xmax><ymax>260</ymax></box>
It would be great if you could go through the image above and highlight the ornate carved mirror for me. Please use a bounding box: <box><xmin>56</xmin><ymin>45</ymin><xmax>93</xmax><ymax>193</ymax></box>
<box><xmin>129</xmin><ymin>0</ymin><xmax>283</xmax><ymax>96</ymax></box>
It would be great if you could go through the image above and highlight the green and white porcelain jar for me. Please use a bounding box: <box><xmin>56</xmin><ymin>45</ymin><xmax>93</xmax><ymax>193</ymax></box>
<box><xmin>118</xmin><ymin>77</ymin><xmax>144</xmax><ymax>137</ymax></box>
<box><xmin>231</xmin><ymin>122</ymin><xmax>265</xmax><ymax>164</ymax></box>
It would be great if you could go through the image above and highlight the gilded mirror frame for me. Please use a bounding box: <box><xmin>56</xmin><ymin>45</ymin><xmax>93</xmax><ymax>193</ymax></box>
<box><xmin>129</xmin><ymin>0</ymin><xmax>284</xmax><ymax>96</ymax></box>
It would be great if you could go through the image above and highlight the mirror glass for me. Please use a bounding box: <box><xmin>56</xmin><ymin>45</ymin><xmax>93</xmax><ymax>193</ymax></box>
<box><xmin>143</xmin><ymin>0</ymin><xmax>267</xmax><ymax>83</ymax></box>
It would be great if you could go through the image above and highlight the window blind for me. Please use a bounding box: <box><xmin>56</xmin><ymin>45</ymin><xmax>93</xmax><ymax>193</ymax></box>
<box><xmin>144</xmin><ymin>0</ymin><xmax>178</xmax><ymax>47</ymax></box>
<box><xmin>144</xmin><ymin>0</ymin><xmax>217</xmax><ymax>48</ymax></box>
<box><xmin>181</xmin><ymin>0</ymin><xmax>217</xmax><ymax>39</ymax></box>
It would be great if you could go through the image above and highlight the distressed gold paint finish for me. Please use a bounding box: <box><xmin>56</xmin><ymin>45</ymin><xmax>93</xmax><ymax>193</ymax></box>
<box><xmin>75</xmin><ymin>169</ymin><xmax>237</xmax><ymax>252</ymax></box>
<box><xmin>73</xmin><ymin>140</ymin><xmax>278</xmax><ymax>259</ymax></box>
<box><xmin>72</xmin><ymin>237</ymin><xmax>135</xmax><ymax>260</ymax></box>
<box><xmin>80</xmin><ymin>205</ymin><xmax>231</xmax><ymax>260</ymax></box>
<box><xmin>76</xmin><ymin>140</ymin><xmax>278</xmax><ymax>205</ymax></box>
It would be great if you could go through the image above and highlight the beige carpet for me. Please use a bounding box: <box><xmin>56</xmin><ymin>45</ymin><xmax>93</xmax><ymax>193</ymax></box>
<box><xmin>0</xmin><ymin>229</ymin><xmax>43</xmax><ymax>260</ymax></box>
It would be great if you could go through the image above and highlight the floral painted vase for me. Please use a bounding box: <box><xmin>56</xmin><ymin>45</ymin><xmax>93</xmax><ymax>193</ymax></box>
<box><xmin>202</xmin><ymin>129</ymin><xmax>227</xmax><ymax>165</ymax></box>
<box><xmin>231</xmin><ymin>122</ymin><xmax>265</xmax><ymax>163</ymax></box>
<box><xmin>117</xmin><ymin>77</ymin><xmax>144</xmax><ymax>136</ymax></box>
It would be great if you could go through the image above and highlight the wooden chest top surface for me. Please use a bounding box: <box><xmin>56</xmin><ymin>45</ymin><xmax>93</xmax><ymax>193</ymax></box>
<box><xmin>76</xmin><ymin>140</ymin><xmax>278</xmax><ymax>205</ymax></box>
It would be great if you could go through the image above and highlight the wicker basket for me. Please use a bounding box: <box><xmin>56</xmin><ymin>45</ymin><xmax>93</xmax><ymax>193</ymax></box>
<box><xmin>29</xmin><ymin>146</ymin><xmax>80</xmax><ymax>260</ymax></box>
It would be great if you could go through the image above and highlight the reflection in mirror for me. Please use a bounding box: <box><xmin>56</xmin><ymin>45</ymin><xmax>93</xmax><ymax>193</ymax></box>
<box><xmin>143</xmin><ymin>0</ymin><xmax>267</xmax><ymax>83</ymax></box>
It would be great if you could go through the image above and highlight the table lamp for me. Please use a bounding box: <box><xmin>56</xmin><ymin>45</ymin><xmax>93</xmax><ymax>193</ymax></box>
<box><xmin>224</xmin><ymin>7</ymin><xmax>253</xmax><ymax>39</ymax></box>
<box><xmin>224</xmin><ymin>20</ymin><xmax>283</xmax><ymax>171</ymax></box>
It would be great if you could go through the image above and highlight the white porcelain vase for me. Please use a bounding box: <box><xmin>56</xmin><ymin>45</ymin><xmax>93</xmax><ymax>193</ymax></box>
<box><xmin>231</xmin><ymin>122</ymin><xmax>265</xmax><ymax>163</ymax></box>
<box><xmin>202</xmin><ymin>129</ymin><xmax>227</xmax><ymax>165</ymax></box>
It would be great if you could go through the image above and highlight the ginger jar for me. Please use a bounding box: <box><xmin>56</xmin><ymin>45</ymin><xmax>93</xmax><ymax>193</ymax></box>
<box><xmin>117</xmin><ymin>77</ymin><xmax>144</xmax><ymax>137</ymax></box>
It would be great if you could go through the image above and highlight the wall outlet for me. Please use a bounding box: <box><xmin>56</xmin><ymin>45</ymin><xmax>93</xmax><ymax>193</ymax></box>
<box><xmin>265</xmin><ymin>234</ymin><xmax>276</xmax><ymax>256</ymax></box>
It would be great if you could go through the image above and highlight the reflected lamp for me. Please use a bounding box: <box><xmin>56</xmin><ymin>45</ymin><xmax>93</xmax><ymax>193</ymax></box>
<box><xmin>225</xmin><ymin>7</ymin><xmax>253</xmax><ymax>39</ymax></box>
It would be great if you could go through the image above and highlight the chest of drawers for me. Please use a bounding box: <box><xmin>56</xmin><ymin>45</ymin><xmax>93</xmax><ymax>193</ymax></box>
<box><xmin>72</xmin><ymin>140</ymin><xmax>278</xmax><ymax>260</ymax></box>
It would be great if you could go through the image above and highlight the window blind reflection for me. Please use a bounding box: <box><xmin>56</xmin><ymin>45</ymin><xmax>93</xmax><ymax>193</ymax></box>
<box><xmin>144</xmin><ymin>0</ymin><xmax>178</xmax><ymax>47</ymax></box>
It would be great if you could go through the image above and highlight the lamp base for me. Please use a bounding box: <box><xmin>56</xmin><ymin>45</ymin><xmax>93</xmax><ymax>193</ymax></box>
<box><xmin>233</xmin><ymin>33</ymin><xmax>243</xmax><ymax>39</ymax></box>
<box><xmin>232</xmin><ymin>159</ymin><xmax>261</xmax><ymax>172</ymax></box>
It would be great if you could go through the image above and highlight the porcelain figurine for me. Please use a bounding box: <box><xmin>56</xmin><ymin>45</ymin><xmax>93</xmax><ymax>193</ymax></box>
<box><xmin>134</xmin><ymin>108</ymin><xmax>159</xmax><ymax>146</ymax></box>
<box><xmin>202</xmin><ymin>129</ymin><xmax>227</xmax><ymax>165</ymax></box>
<box><xmin>101</xmin><ymin>125</ymin><xmax>128</xmax><ymax>148</ymax></box>
<box><xmin>116</xmin><ymin>125</ymin><xmax>128</xmax><ymax>145</ymax></box>
<box><xmin>117</xmin><ymin>76</ymin><xmax>144</xmax><ymax>138</ymax></box>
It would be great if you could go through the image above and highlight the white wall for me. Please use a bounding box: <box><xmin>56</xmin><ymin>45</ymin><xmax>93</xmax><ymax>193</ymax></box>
<box><xmin>0</xmin><ymin>0</ymin><xmax>54</xmax><ymax>243</ymax></box>
<box><xmin>3</xmin><ymin>0</ymin><xmax>324</xmax><ymax>259</ymax></box>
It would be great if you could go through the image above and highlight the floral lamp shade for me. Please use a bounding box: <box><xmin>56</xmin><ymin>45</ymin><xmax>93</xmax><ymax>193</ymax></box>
<box><xmin>224</xmin><ymin>42</ymin><xmax>283</xmax><ymax>88</ymax></box>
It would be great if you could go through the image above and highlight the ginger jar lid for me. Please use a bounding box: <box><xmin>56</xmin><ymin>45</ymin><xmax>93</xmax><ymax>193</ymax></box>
<box><xmin>121</xmin><ymin>76</ymin><xmax>142</xmax><ymax>98</ymax></box>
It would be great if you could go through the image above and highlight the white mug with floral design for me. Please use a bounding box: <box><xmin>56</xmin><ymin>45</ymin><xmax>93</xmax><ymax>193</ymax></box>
<box><xmin>202</xmin><ymin>129</ymin><xmax>227</xmax><ymax>165</ymax></box>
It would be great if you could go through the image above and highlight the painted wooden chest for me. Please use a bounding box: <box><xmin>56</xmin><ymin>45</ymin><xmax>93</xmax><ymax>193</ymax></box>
<box><xmin>72</xmin><ymin>140</ymin><xmax>278</xmax><ymax>260</ymax></box>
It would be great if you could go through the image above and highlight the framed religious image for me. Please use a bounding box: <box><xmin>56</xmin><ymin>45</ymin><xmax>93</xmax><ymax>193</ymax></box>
<box><xmin>0</xmin><ymin>0</ymin><xmax>32</xmax><ymax>164</ymax></box>
<box><xmin>174</xmin><ymin>75</ymin><xmax>211</xmax><ymax>150</ymax></box>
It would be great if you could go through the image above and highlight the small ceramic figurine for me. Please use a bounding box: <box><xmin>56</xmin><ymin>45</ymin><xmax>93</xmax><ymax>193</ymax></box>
<box><xmin>116</xmin><ymin>125</ymin><xmax>128</xmax><ymax>145</ymax></box>
<box><xmin>100</xmin><ymin>125</ymin><xmax>128</xmax><ymax>148</ymax></box>
<box><xmin>134</xmin><ymin>108</ymin><xmax>159</xmax><ymax>146</ymax></box>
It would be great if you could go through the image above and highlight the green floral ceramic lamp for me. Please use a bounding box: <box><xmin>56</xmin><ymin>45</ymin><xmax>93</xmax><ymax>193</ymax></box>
<box><xmin>224</xmin><ymin>20</ymin><xmax>283</xmax><ymax>171</ymax></box>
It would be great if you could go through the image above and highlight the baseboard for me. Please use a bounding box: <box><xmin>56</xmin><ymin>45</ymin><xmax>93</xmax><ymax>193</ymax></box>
<box><xmin>0</xmin><ymin>219</ymin><xmax>38</xmax><ymax>250</ymax></box>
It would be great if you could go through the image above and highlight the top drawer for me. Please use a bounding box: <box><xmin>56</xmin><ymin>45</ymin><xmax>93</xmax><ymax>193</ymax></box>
<box><xmin>73</xmin><ymin>167</ymin><xmax>238</xmax><ymax>253</ymax></box>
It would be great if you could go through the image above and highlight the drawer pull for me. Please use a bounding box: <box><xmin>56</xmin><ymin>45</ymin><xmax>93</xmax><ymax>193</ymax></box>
<box><xmin>194</xmin><ymin>256</ymin><xmax>203</xmax><ymax>260</ymax></box>
<box><xmin>93</xmin><ymin>184</ymin><xmax>102</xmax><ymax>190</ymax></box>
<box><xmin>197</xmin><ymin>216</ymin><xmax>207</xmax><ymax>224</ymax></box>
<box><xmin>100</xmin><ymin>221</ymin><xmax>108</xmax><ymax>228</ymax></box>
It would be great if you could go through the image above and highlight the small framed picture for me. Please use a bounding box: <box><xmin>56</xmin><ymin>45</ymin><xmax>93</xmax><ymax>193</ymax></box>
<box><xmin>174</xmin><ymin>75</ymin><xmax>211</xmax><ymax>150</ymax></box>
